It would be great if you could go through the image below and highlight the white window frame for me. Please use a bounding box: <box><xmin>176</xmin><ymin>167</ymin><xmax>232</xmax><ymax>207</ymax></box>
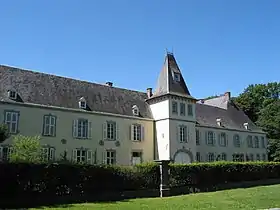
<box><xmin>107</xmin><ymin>121</ymin><xmax>116</xmax><ymax>140</ymax></box>
<box><xmin>73</xmin><ymin>119</ymin><xmax>91</xmax><ymax>139</ymax></box>
<box><xmin>207</xmin><ymin>131</ymin><xmax>214</xmax><ymax>145</ymax></box>
<box><xmin>247</xmin><ymin>135</ymin><xmax>253</xmax><ymax>148</ymax></box>
<box><xmin>256</xmin><ymin>154</ymin><xmax>260</xmax><ymax>161</ymax></box>
<box><xmin>106</xmin><ymin>150</ymin><xmax>116</xmax><ymax>165</ymax></box>
<box><xmin>221</xmin><ymin>153</ymin><xmax>227</xmax><ymax>161</ymax></box>
<box><xmin>187</xmin><ymin>104</ymin><xmax>193</xmax><ymax>116</ymax></box>
<box><xmin>261</xmin><ymin>137</ymin><xmax>265</xmax><ymax>148</ymax></box>
<box><xmin>43</xmin><ymin>115</ymin><xmax>56</xmax><ymax>136</ymax></box>
<box><xmin>72</xmin><ymin>148</ymin><xmax>93</xmax><ymax>164</ymax></box>
<box><xmin>132</xmin><ymin>105</ymin><xmax>139</xmax><ymax>116</ymax></box>
<box><xmin>250</xmin><ymin>154</ymin><xmax>254</xmax><ymax>161</ymax></box>
<box><xmin>207</xmin><ymin>153</ymin><xmax>215</xmax><ymax>162</ymax></box>
<box><xmin>180</xmin><ymin>103</ymin><xmax>185</xmax><ymax>116</ymax></box>
<box><xmin>254</xmin><ymin>136</ymin><xmax>259</xmax><ymax>148</ymax></box>
<box><xmin>179</xmin><ymin>125</ymin><xmax>187</xmax><ymax>143</ymax></box>
<box><xmin>131</xmin><ymin>151</ymin><xmax>142</xmax><ymax>165</ymax></box>
<box><xmin>262</xmin><ymin>154</ymin><xmax>266</xmax><ymax>161</ymax></box>
<box><xmin>172</xmin><ymin>101</ymin><xmax>178</xmax><ymax>114</ymax></box>
<box><xmin>196</xmin><ymin>152</ymin><xmax>201</xmax><ymax>162</ymax></box>
<box><xmin>234</xmin><ymin>134</ymin><xmax>241</xmax><ymax>147</ymax></box>
<box><xmin>4</xmin><ymin>111</ymin><xmax>19</xmax><ymax>134</ymax></box>
<box><xmin>132</xmin><ymin>124</ymin><xmax>141</xmax><ymax>141</ymax></box>
<box><xmin>0</xmin><ymin>146</ymin><xmax>13</xmax><ymax>161</ymax></box>
<box><xmin>41</xmin><ymin>147</ymin><xmax>55</xmax><ymax>162</ymax></box>
<box><xmin>219</xmin><ymin>133</ymin><xmax>227</xmax><ymax>147</ymax></box>
<box><xmin>8</xmin><ymin>90</ymin><xmax>17</xmax><ymax>99</ymax></box>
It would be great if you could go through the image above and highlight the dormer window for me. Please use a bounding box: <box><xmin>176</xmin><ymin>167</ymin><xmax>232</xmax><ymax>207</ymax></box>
<box><xmin>216</xmin><ymin>118</ymin><xmax>222</xmax><ymax>126</ymax></box>
<box><xmin>174</xmin><ymin>73</ymin><xmax>180</xmax><ymax>82</ymax></box>
<box><xmin>79</xmin><ymin>97</ymin><xmax>87</xmax><ymax>109</ymax></box>
<box><xmin>8</xmin><ymin>90</ymin><xmax>17</xmax><ymax>100</ymax></box>
<box><xmin>244</xmin><ymin>122</ymin><xmax>249</xmax><ymax>130</ymax></box>
<box><xmin>132</xmin><ymin>105</ymin><xmax>139</xmax><ymax>116</ymax></box>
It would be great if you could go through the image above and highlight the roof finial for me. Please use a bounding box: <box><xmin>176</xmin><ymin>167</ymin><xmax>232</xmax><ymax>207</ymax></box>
<box><xmin>165</xmin><ymin>48</ymin><xmax>173</xmax><ymax>55</ymax></box>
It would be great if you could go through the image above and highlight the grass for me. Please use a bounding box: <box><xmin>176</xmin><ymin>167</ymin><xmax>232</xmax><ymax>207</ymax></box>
<box><xmin>34</xmin><ymin>184</ymin><xmax>280</xmax><ymax>210</ymax></box>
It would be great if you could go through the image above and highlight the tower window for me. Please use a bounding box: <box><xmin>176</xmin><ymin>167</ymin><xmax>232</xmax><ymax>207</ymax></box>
<box><xmin>174</xmin><ymin>73</ymin><xmax>180</xmax><ymax>82</ymax></box>
<box><xmin>8</xmin><ymin>90</ymin><xmax>17</xmax><ymax>99</ymax></box>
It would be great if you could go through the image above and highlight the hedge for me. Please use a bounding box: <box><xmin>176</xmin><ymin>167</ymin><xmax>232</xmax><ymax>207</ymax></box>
<box><xmin>0</xmin><ymin>161</ymin><xmax>280</xmax><ymax>200</ymax></box>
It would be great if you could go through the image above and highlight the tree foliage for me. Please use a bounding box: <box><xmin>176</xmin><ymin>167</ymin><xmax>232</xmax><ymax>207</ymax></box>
<box><xmin>233</xmin><ymin>82</ymin><xmax>280</xmax><ymax>161</ymax></box>
<box><xmin>10</xmin><ymin>135</ymin><xmax>42</xmax><ymax>163</ymax></box>
<box><xmin>0</xmin><ymin>124</ymin><xmax>9</xmax><ymax>143</ymax></box>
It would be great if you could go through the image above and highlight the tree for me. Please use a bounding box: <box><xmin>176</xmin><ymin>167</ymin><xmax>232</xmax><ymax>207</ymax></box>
<box><xmin>233</xmin><ymin>82</ymin><xmax>280</xmax><ymax>161</ymax></box>
<box><xmin>9</xmin><ymin>135</ymin><xmax>42</xmax><ymax>163</ymax></box>
<box><xmin>0</xmin><ymin>124</ymin><xmax>9</xmax><ymax>143</ymax></box>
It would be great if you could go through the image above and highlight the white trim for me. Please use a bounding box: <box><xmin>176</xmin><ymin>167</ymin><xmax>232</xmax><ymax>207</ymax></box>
<box><xmin>4</xmin><ymin>111</ymin><xmax>19</xmax><ymax>133</ymax></box>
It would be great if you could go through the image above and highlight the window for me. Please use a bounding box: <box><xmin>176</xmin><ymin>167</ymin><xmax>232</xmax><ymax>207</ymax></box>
<box><xmin>73</xmin><ymin>119</ymin><xmax>91</xmax><ymax>139</ymax></box>
<box><xmin>261</xmin><ymin>137</ymin><xmax>265</xmax><ymax>148</ymax></box>
<box><xmin>8</xmin><ymin>90</ymin><xmax>17</xmax><ymax>99</ymax></box>
<box><xmin>107</xmin><ymin>121</ymin><xmax>116</xmax><ymax>140</ymax></box>
<box><xmin>174</xmin><ymin>73</ymin><xmax>180</xmax><ymax>82</ymax></box>
<box><xmin>73</xmin><ymin>148</ymin><xmax>93</xmax><ymax>164</ymax></box>
<box><xmin>219</xmin><ymin>132</ymin><xmax>227</xmax><ymax>147</ymax></box>
<box><xmin>180</xmin><ymin>103</ymin><xmax>185</xmax><ymax>116</ymax></box>
<box><xmin>106</xmin><ymin>150</ymin><xmax>116</xmax><ymax>165</ymax></box>
<box><xmin>207</xmin><ymin>131</ymin><xmax>215</xmax><ymax>146</ymax></box>
<box><xmin>256</xmin><ymin>154</ymin><xmax>260</xmax><ymax>161</ymax></box>
<box><xmin>233</xmin><ymin>153</ymin><xmax>244</xmax><ymax>162</ymax></box>
<box><xmin>262</xmin><ymin>154</ymin><xmax>266</xmax><ymax>161</ymax></box>
<box><xmin>196</xmin><ymin>152</ymin><xmax>201</xmax><ymax>162</ymax></box>
<box><xmin>131</xmin><ymin>151</ymin><xmax>142</xmax><ymax>165</ymax></box>
<box><xmin>179</xmin><ymin>125</ymin><xmax>187</xmax><ymax>143</ymax></box>
<box><xmin>132</xmin><ymin>124</ymin><xmax>143</xmax><ymax>141</ymax></box>
<box><xmin>254</xmin><ymin>136</ymin><xmax>259</xmax><ymax>148</ymax></box>
<box><xmin>247</xmin><ymin>135</ymin><xmax>253</xmax><ymax>148</ymax></box>
<box><xmin>250</xmin><ymin>154</ymin><xmax>254</xmax><ymax>161</ymax></box>
<box><xmin>221</xmin><ymin>153</ymin><xmax>227</xmax><ymax>161</ymax></box>
<box><xmin>43</xmin><ymin>115</ymin><xmax>56</xmax><ymax>136</ymax></box>
<box><xmin>172</xmin><ymin>101</ymin><xmax>178</xmax><ymax>114</ymax></box>
<box><xmin>233</xmin><ymin>134</ymin><xmax>241</xmax><ymax>147</ymax></box>
<box><xmin>196</xmin><ymin>129</ymin><xmax>200</xmax><ymax>145</ymax></box>
<box><xmin>0</xmin><ymin>146</ymin><xmax>13</xmax><ymax>161</ymax></box>
<box><xmin>132</xmin><ymin>105</ymin><xmax>139</xmax><ymax>116</ymax></box>
<box><xmin>4</xmin><ymin>111</ymin><xmax>19</xmax><ymax>134</ymax></box>
<box><xmin>79</xmin><ymin>101</ymin><xmax>86</xmax><ymax>109</ymax></box>
<box><xmin>187</xmin><ymin>104</ymin><xmax>193</xmax><ymax>116</ymax></box>
<box><xmin>207</xmin><ymin>153</ymin><xmax>215</xmax><ymax>162</ymax></box>
<box><xmin>41</xmin><ymin>147</ymin><xmax>55</xmax><ymax>162</ymax></box>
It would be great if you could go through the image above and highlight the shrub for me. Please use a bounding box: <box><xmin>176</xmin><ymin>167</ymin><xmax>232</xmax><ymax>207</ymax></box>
<box><xmin>0</xmin><ymin>123</ymin><xmax>9</xmax><ymax>143</ymax></box>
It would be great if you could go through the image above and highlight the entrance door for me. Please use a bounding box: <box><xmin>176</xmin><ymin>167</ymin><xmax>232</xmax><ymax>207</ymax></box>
<box><xmin>174</xmin><ymin>151</ymin><xmax>191</xmax><ymax>164</ymax></box>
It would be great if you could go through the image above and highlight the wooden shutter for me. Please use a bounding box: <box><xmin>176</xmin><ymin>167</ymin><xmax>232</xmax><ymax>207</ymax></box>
<box><xmin>88</xmin><ymin>121</ymin><xmax>92</xmax><ymax>139</ymax></box>
<box><xmin>130</xmin><ymin>125</ymin><xmax>134</xmax><ymax>141</ymax></box>
<box><xmin>72</xmin><ymin>149</ymin><xmax>77</xmax><ymax>163</ymax></box>
<box><xmin>213</xmin><ymin>132</ymin><xmax>216</xmax><ymax>145</ymax></box>
<box><xmin>226</xmin><ymin>134</ymin><xmax>229</xmax><ymax>147</ymax></box>
<box><xmin>116</xmin><ymin>123</ymin><xmax>120</xmax><ymax>140</ymax></box>
<box><xmin>141</xmin><ymin>125</ymin><xmax>145</xmax><ymax>141</ymax></box>
<box><xmin>87</xmin><ymin>150</ymin><xmax>92</xmax><ymax>164</ymax></box>
<box><xmin>218</xmin><ymin>133</ymin><xmax>221</xmax><ymax>146</ymax></box>
<box><xmin>177</xmin><ymin>125</ymin><xmax>180</xmax><ymax>142</ymax></box>
<box><xmin>205</xmin><ymin>131</ymin><xmax>208</xmax><ymax>145</ymax></box>
<box><xmin>102</xmin><ymin>151</ymin><xmax>106</xmax><ymax>164</ymax></box>
<box><xmin>103</xmin><ymin>122</ymin><xmax>107</xmax><ymax>140</ymax></box>
<box><xmin>49</xmin><ymin>148</ymin><xmax>55</xmax><ymax>161</ymax></box>
<box><xmin>73</xmin><ymin>120</ymin><xmax>78</xmax><ymax>138</ymax></box>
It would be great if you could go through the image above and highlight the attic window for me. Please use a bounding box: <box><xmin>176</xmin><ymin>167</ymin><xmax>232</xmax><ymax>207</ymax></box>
<box><xmin>244</xmin><ymin>122</ymin><xmax>249</xmax><ymax>130</ymax></box>
<box><xmin>174</xmin><ymin>73</ymin><xmax>180</xmax><ymax>82</ymax></box>
<box><xmin>132</xmin><ymin>105</ymin><xmax>139</xmax><ymax>116</ymax></box>
<box><xmin>216</xmin><ymin>118</ymin><xmax>222</xmax><ymax>126</ymax></box>
<box><xmin>8</xmin><ymin>90</ymin><xmax>17</xmax><ymax>99</ymax></box>
<box><xmin>79</xmin><ymin>97</ymin><xmax>87</xmax><ymax>109</ymax></box>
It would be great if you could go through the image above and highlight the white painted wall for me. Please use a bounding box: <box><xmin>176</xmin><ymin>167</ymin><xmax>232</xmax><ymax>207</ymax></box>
<box><xmin>149</xmin><ymin>99</ymin><xmax>169</xmax><ymax>120</ymax></box>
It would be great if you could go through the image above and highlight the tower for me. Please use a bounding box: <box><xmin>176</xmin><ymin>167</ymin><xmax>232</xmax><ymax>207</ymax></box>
<box><xmin>146</xmin><ymin>52</ymin><xmax>197</xmax><ymax>163</ymax></box>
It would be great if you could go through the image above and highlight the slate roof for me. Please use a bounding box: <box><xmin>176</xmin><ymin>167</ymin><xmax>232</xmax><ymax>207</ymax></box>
<box><xmin>153</xmin><ymin>53</ymin><xmax>194</xmax><ymax>99</ymax></box>
<box><xmin>0</xmin><ymin>65</ymin><xmax>152</xmax><ymax>118</ymax></box>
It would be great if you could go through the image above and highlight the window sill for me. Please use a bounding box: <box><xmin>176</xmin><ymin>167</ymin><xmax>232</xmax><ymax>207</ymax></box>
<box><xmin>105</xmin><ymin>139</ymin><xmax>116</xmax><ymax>141</ymax></box>
<box><xmin>132</xmin><ymin>140</ymin><xmax>142</xmax><ymax>142</ymax></box>
<box><xmin>42</xmin><ymin>134</ymin><xmax>56</xmax><ymax>137</ymax></box>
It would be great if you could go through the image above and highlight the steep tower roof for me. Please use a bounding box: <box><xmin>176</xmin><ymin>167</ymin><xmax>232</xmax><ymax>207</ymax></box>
<box><xmin>153</xmin><ymin>53</ymin><xmax>194</xmax><ymax>99</ymax></box>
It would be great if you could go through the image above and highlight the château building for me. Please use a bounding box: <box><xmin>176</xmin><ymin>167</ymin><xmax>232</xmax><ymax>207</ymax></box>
<box><xmin>0</xmin><ymin>53</ymin><xmax>267</xmax><ymax>164</ymax></box>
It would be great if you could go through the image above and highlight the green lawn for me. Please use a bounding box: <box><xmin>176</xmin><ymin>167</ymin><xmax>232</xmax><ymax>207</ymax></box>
<box><xmin>35</xmin><ymin>184</ymin><xmax>280</xmax><ymax>210</ymax></box>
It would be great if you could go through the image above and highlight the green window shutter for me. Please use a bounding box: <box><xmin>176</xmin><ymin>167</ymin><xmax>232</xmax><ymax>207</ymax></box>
<box><xmin>141</xmin><ymin>125</ymin><xmax>145</xmax><ymax>141</ymax></box>
<box><xmin>72</xmin><ymin>149</ymin><xmax>77</xmax><ymax>163</ymax></box>
<box><xmin>103</xmin><ymin>122</ymin><xmax>107</xmax><ymax>140</ymax></box>
<box><xmin>88</xmin><ymin>121</ymin><xmax>92</xmax><ymax>139</ymax></box>
<box><xmin>87</xmin><ymin>150</ymin><xmax>93</xmax><ymax>164</ymax></box>
<box><xmin>73</xmin><ymin>120</ymin><xmax>78</xmax><ymax>138</ymax></box>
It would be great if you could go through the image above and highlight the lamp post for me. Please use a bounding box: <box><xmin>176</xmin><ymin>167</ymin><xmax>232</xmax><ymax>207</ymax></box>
<box><xmin>154</xmin><ymin>160</ymin><xmax>170</xmax><ymax>197</ymax></box>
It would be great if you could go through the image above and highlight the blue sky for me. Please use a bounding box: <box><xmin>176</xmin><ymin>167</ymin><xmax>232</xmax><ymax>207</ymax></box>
<box><xmin>1</xmin><ymin>0</ymin><xmax>279</xmax><ymax>98</ymax></box>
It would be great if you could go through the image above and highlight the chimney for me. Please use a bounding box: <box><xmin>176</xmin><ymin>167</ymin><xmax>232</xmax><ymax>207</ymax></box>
<box><xmin>224</xmin><ymin>92</ymin><xmax>231</xmax><ymax>100</ymax></box>
<box><xmin>147</xmin><ymin>88</ymin><xmax>153</xmax><ymax>98</ymax></box>
<box><xmin>106</xmin><ymin>82</ymin><xmax>113</xmax><ymax>87</ymax></box>
<box><xmin>243</xmin><ymin>122</ymin><xmax>249</xmax><ymax>130</ymax></box>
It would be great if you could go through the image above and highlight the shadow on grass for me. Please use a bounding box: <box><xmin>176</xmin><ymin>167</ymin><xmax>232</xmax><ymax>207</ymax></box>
<box><xmin>1</xmin><ymin>179</ymin><xmax>280</xmax><ymax>209</ymax></box>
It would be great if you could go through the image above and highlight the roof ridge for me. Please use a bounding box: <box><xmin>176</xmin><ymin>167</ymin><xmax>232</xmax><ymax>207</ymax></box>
<box><xmin>0</xmin><ymin>64</ymin><xmax>147</xmax><ymax>95</ymax></box>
